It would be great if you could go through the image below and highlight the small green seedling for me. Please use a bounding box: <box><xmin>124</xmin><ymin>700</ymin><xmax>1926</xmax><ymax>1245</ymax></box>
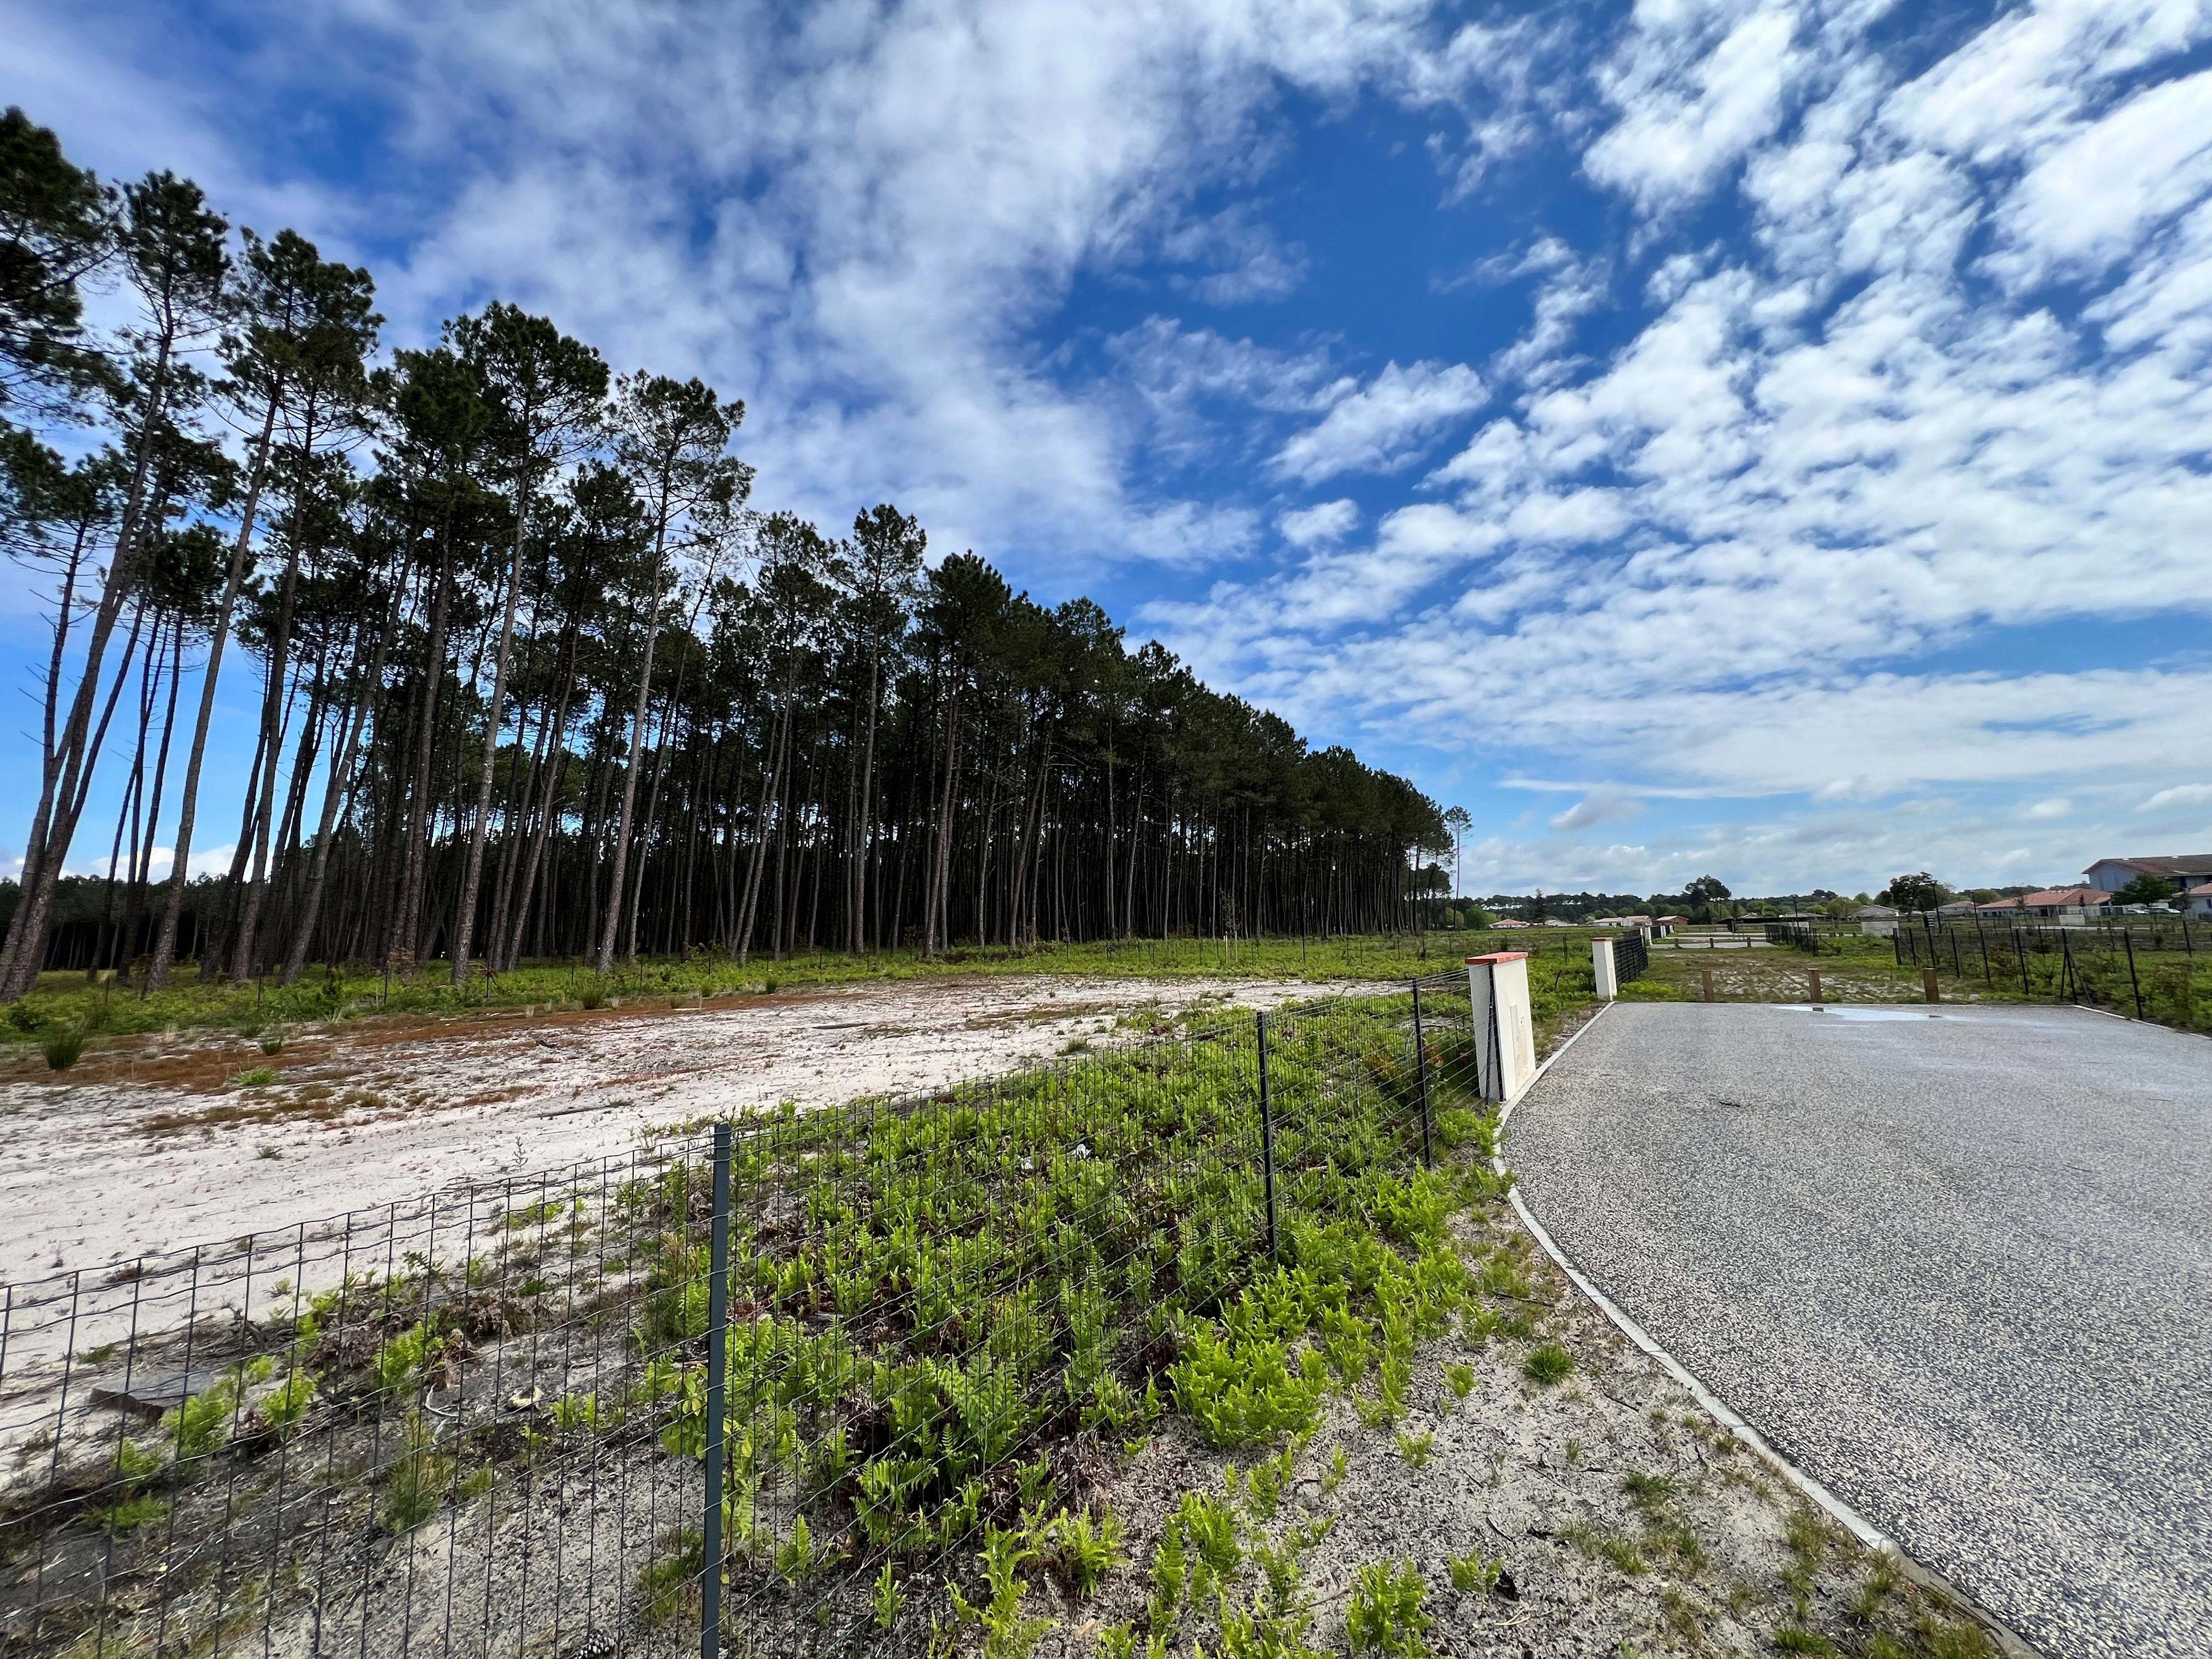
<box><xmin>1447</xmin><ymin>1551</ymin><xmax>1503</xmax><ymax>1594</ymax></box>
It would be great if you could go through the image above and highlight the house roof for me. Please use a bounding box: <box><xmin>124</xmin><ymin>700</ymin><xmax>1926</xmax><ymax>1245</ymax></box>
<box><xmin>2021</xmin><ymin>887</ymin><xmax>2112</xmax><ymax>907</ymax></box>
<box><xmin>2085</xmin><ymin>854</ymin><xmax>2212</xmax><ymax>879</ymax></box>
<box><xmin>2188</xmin><ymin>882</ymin><xmax>2212</xmax><ymax>898</ymax></box>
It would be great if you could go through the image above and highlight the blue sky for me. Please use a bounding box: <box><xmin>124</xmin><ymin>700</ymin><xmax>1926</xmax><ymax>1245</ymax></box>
<box><xmin>7</xmin><ymin>0</ymin><xmax>2210</xmax><ymax>899</ymax></box>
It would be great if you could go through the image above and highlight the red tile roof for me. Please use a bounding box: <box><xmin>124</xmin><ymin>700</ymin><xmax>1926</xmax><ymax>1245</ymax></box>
<box><xmin>2019</xmin><ymin>887</ymin><xmax>2112</xmax><ymax>907</ymax></box>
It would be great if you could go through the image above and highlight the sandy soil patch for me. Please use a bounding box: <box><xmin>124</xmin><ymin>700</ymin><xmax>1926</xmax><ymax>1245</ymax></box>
<box><xmin>0</xmin><ymin>975</ymin><xmax>1355</xmax><ymax>1285</ymax></box>
<box><xmin>1068</xmin><ymin>1209</ymin><xmax>2012</xmax><ymax>1659</ymax></box>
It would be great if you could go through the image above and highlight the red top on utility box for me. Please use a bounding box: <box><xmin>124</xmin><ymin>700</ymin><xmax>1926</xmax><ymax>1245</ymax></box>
<box><xmin>1465</xmin><ymin>953</ymin><xmax>1530</xmax><ymax>964</ymax></box>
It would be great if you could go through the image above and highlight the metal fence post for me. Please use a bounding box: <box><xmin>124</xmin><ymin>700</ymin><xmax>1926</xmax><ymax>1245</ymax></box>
<box><xmin>701</xmin><ymin>1122</ymin><xmax>731</xmax><ymax>1659</ymax></box>
<box><xmin>1410</xmin><ymin>979</ymin><xmax>1433</xmax><ymax>1169</ymax></box>
<box><xmin>2123</xmin><ymin>929</ymin><xmax>2144</xmax><ymax>1019</ymax></box>
<box><xmin>1256</xmin><ymin>1012</ymin><xmax>1278</xmax><ymax>1265</ymax></box>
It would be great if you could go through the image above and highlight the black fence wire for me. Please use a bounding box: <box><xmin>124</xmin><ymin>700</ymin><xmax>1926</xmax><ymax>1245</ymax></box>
<box><xmin>0</xmin><ymin>981</ymin><xmax>1498</xmax><ymax>1659</ymax></box>
<box><xmin>1893</xmin><ymin>913</ymin><xmax>2209</xmax><ymax>1031</ymax></box>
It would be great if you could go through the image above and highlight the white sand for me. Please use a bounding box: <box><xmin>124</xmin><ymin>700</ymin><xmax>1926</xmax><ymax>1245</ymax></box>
<box><xmin>0</xmin><ymin>975</ymin><xmax>1350</xmax><ymax>1283</ymax></box>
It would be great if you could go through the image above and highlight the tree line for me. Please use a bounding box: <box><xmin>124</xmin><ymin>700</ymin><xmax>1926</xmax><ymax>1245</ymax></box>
<box><xmin>0</xmin><ymin>109</ymin><xmax>1447</xmax><ymax>996</ymax></box>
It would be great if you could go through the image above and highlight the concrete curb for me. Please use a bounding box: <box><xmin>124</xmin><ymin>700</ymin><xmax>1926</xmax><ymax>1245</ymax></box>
<box><xmin>1493</xmin><ymin>1000</ymin><xmax>2042</xmax><ymax>1659</ymax></box>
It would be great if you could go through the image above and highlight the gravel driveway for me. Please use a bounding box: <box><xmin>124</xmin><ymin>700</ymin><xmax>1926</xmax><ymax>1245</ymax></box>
<box><xmin>1507</xmin><ymin>1001</ymin><xmax>2212</xmax><ymax>1659</ymax></box>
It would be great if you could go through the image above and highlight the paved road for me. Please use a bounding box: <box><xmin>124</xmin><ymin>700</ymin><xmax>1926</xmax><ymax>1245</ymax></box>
<box><xmin>1508</xmin><ymin>1002</ymin><xmax>2212</xmax><ymax>1659</ymax></box>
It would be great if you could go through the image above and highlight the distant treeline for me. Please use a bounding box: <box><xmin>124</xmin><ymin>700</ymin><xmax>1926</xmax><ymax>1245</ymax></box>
<box><xmin>0</xmin><ymin>109</ymin><xmax>1446</xmax><ymax>994</ymax></box>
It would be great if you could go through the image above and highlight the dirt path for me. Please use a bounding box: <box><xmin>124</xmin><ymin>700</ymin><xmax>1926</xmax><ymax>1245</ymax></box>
<box><xmin>0</xmin><ymin>975</ymin><xmax>1346</xmax><ymax>1285</ymax></box>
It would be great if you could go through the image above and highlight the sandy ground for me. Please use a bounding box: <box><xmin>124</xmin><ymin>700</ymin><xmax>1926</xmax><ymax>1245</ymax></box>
<box><xmin>0</xmin><ymin>975</ymin><xmax>1346</xmax><ymax>1286</ymax></box>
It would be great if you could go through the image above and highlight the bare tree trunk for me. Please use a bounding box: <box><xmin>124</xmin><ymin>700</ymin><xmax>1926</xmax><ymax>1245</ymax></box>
<box><xmin>501</xmin><ymin>625</ymin><xmax>580</xmax><ymax>972</ymax></box>
<box><xmin>849</xmin><ymin>649</ymin><xmax>882</xmax><ymax>956</ymax></box>
<box><xmin>283</xmin><ymin>593</ymin><xmax>396</xmax><ymax>984</ymax></box>
<box><xmin>144</xmin><ymin>392</ymin><xmax>283</xmax><ymax>992</ymax></box>
<box><xmin>452</xmin><ymin>489</ymin><xmax>532</xmax><ymax>984</ymax></box>
<box><xmin>596</xmin><ymin>531</ymin><xmax>672</xmax><ymax>973</ymax></box>
<box><xmin>228</xmin><ymin>539</ymin><xmax>307</xmax><ymax>978</ymax></box>
<box><xmin>391</xmin><ymin>527</ymin><xmax>455</xmax><ymax>972</ymax></box>
<box><xmin>734</xmin><ymin>698</ymin><xmax>789</xmax><ymax>964</ymax></box>
<box><xmin>923</xmin><ymin>702</ymin><xmax>960</xmax><ymax>958</ymax></box>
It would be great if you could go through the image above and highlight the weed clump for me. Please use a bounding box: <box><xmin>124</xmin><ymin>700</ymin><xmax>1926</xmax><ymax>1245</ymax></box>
<box><xmin>1523</xmin><ymin>1342</ymin><xmax>1575</xmax><ymax>1385</ymax></box>
<box><xmin>380</xmin><ymin>1413</ymin><xmax>454</xmax><ymax>1532</ymax></box>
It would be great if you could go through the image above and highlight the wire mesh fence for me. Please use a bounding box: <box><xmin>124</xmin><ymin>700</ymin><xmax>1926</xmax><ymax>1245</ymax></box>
<box><xmin>1892</xmin><ymin>913</ymin><xmax>2210</xmax><ymax>1031</ymax></box>
<box><xmin>0</xmin><ymin>980</ymin><xmax>1498</xmax><ymax>1659</ymax></box>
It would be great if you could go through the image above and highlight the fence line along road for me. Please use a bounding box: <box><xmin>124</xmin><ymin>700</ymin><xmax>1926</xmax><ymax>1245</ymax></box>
<box><xmin>1887</xmin><ymin>913</ymin><xmax>2207</xmax><ymax>1030</ymax></box>
<box><xmin>0</xmin><ymin>979</ymin><xmax>1504</xmax><ymax>1659</ymax></box>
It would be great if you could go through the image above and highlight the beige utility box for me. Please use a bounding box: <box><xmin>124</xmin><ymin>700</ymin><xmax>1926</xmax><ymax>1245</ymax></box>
<box><xmin>1466</xmin><ymin>951</ymin><xmax>1538</xmax><ymax>1102</ymax></box>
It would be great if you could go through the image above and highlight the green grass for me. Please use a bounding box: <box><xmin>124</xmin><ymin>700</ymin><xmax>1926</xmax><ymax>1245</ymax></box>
<box><xmin>1523</xmin><ymin>1342</ymin><xmax>1575</xmax><ymax>1385</ymax></box>
<box><xmin>2</xmin><ymin>928</ymin><xmax>1610</xmax><ymax>1053</ymax></box>
<box><xmin>1639</xmin><ymin>921</ymin><xmax>2212</xmax><ymax>1036</ymax></box>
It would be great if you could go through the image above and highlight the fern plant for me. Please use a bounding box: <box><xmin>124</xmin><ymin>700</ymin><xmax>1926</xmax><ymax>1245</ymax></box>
<box><xmin>1346</xmin><ymin>1561</ymin><xmax>1431</xmax><ymax>1658</ymax></box>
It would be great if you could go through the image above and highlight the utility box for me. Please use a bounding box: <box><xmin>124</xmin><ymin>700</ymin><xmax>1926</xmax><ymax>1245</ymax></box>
<box><xmin>1592</xmin><ymin>937</ymin><xmax>1618</xmax><ymax>1000</ymax></box>
<box><xmin>1466</xmin><ymin>952</ymin><xmax>1538</xmax><ymax>1102</ymax></box>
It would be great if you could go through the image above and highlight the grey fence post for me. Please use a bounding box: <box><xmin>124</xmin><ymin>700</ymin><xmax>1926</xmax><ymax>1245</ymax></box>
<box><xmin>1410</xmin><ymin>979</ymin><xmax>1432</xmax><ymax>1169</ymax></box>
<box><xmin>1257</xmin><ymin>1012</ymin><xmax>1278</xmax><ymax>1265</ymax></box>
<box><xmin>701</xmin><ymin>1122</ymin><xmax>731</xmax><ymax>1659</ymax></box>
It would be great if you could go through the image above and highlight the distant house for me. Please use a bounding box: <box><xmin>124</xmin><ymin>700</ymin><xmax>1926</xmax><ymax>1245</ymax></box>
<box><xmin>2016</xmin><ymin>886</ymin><xmax>2113</xmax><ymax>923</ymax></box>
<box><xmin>1494</xmin><ymin>918</ymin><xmax>1532</xmax><ymax>929</ymax></box>
<box><xmin>2185</xmin><ymin>882</ymin><xmax>2212</xmax><ymax>921</ymax></box>
<box><xmin>1855</xmin><ymin>903</ymin><xmax>1898</xmax><ymax>936</ymax></box>
<box><xmin>2081</xmin><ymin>854</ymin><xmax>2212</xmax><ymax>896</ymax></box>
<box><xmin>1933</xmin><ymin>900</ymin><xmax>1978</xmax><ymax>916</ymax></box>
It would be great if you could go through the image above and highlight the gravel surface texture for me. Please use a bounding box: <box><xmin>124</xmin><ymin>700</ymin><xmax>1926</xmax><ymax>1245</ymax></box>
<box><xmin>1506</xmin><ymin>1001</ymin><xmax>2212</xmax><ymax>1659</ymax></box>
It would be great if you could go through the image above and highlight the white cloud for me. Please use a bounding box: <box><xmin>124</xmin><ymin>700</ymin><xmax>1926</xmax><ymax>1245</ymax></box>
<box><xmin>2027</xmin><ymin>797</ymin><xmax>2072</xmax><ymax>819</ymax></box>
<box><xmin>1549</xmin><ymin>793</ymin><xmax>1646</xmax><ymax>832</ymax></box>
<box><xmin>62</xmin><ymin>844</ymin><xmax>238</xmax><ymax>882</ymax></box>
<box><xmin>1278</xmin><ymin>499</ymin><xmax>1359</xmax><ymax>547</ymax></box>
<box><xmin>1489</xmin><ymin>246</ymin><xmax>1612</xmax><ymax>388</ymax></box>
<box><xmin>7</xmin><ymin>0</ymin><xmax>1495</xmax><ymax>582</ymax></box>
<box><xmin>2140</xmin><ymin>783</ymin><xmax>2212</xmax><ymax>811</ymax></box>
<box><xmin>1584</xmin><ymin>1</ymin><xmax>1805</xmax><ymax>216</ymax></box>
<box><xmin>1163</xmin><ymin>208</ymin><xmax>1309</xmax><ymax>304</ymax></box>
<box><xmin>1993</xmin><ymin>69</ymin><xmax>2212</xmax><ymax>280</ymax></box>
<box><xmin>1273</xmin><ymin>360</ymin><xmax>1487</xmax><ymax>483</ymax></box>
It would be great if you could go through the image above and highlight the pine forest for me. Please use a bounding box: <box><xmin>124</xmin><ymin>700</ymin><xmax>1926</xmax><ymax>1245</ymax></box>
<box><xmin>0</xmin><ymin>111</ymin><xmax>1448</xmax><ymax>997</ymax></box>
